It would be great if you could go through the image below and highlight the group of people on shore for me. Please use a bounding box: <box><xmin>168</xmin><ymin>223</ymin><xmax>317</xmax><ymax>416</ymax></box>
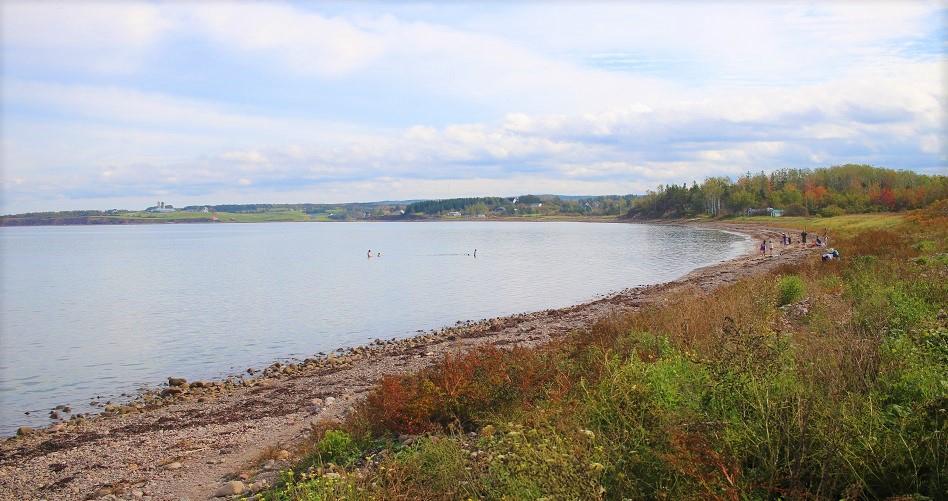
<box><xmin>761</xmin><ymin>228</ymin><xmax>830</xmax><ymax>255</ymax></box>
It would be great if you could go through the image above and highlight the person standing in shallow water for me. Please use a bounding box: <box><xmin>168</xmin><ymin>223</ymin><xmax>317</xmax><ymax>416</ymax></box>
<box><xmin>367</xmin><ymin>249</ymin><xmax>372</xmax><ymax>258</ymax></box>
<box><xmin>473</xmin><ymin>249</ymin><xmax>477</xmax><ymax>258</ymax></box>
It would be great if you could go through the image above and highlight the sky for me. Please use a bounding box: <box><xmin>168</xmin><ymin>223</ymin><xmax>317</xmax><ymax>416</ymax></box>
<box><xmin>1</xmin><ymin>1</ymin><xmax>946</xmax><ymax>213</ymax></box>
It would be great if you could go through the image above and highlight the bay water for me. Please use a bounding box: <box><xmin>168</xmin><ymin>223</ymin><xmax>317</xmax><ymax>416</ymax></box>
<box><xmin>0</xmin><ymin>221</ymin><xmax>749</xmax><ymax>434</ymax></box>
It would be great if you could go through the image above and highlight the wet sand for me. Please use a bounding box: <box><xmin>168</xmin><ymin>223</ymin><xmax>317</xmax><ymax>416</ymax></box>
<box><xmin>0</xmin><ymin>222</ymin><xmax>815</xmax><ymax>500</ymax></box>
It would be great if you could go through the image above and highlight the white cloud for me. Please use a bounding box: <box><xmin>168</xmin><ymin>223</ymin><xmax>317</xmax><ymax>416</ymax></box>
<box><xmin>222</xmin><ymin>150</ymin><xmax>269</xmax><ymax>165</ymax></box>
<box><xmin>184</xmin><ymin>4</ymin><xmax>385</xmax><ymax>77</ymax></box>
<box><xmin>2</xmin><ymin>1</ymin><xmax>171</xmax><ymax>73</ymax></box>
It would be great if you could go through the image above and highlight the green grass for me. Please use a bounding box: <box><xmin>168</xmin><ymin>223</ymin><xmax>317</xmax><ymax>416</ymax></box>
<box><xmin>731</xmin><ymin>212</ymin><xmax>907</xmax><ymax>237</ymax></box>
<box><xmin>777</xmin><ymin>275</ymin><xmax>806</xmax><ymax>306</ymax></box>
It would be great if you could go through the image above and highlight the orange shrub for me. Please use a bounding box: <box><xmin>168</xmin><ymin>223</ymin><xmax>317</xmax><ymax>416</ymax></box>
<box><xmin>354</xmin><ymin>346</ymin><xmax>559</xmax><ymax>436</ymax></box>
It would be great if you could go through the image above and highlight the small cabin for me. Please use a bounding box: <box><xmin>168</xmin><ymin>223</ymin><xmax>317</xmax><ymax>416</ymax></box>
<box><xmin>745</xmin><ymin>207</ymin><xmax>783</xmax><ymax>217</ymax></box>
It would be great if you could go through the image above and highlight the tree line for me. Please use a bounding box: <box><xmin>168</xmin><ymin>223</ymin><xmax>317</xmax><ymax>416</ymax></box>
<box><xmin>627</xmin><ymin>164</ymin><xmax>948</xmax><ymax>218</ymax></box>
<box><xmin>403</xmin><ymin>195</ymin><xmax>638</xmax><ymax>216</ymax></box>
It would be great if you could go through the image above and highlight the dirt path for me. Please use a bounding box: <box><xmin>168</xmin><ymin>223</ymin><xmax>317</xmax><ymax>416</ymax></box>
<box><xmin>0</xmin><ymin>223</ymin><xmax>814</xmax><ymax>500</ymax></box>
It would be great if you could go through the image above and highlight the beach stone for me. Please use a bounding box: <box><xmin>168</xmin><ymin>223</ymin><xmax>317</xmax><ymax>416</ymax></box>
<box><xmin>324</xmin><ymin>396</ymin><xmax>336</xmax><ymax>405</ymax></box>
<box><xmin>250</xmin><ymin>479</ymin><xmax>269</xmax><ymax>492</ymax></box>
<box><xmin>276</xmin><ymin>449</ymin><xmax>291</xmax><ymax>461</ymax></box>
<box><xmin>16</xmin><ymin>426</ymin><xmax>33</xmax><ymax>436</ymax></box>
<box><xmin>131</xmin><ymin>489</ymin><xmax>144</xmax><ymax>498</ymax></box>
<box><xmin>49</xmin><ymin>410</ymin><xmax>60</xmax><ymax>419</ymax></box>
<box><xmin>214</xmin><ymin>481</ymin><xmax>246</xmax><ymax>497</ymax></box>
<box><xmin>49</xmin><ymin>423</ymin><xmax>66</xmax><ymax>432</ymax></box>
<box><xmin>161</xmin><ymin>387</ymin><xmax>184</xmax><ymax>397</ymax></box>
<box><xmin>168</xmin><ymin>377</ymin><xmax>187</xmax><ymax>387</ymax></box>
<box><xmin>164</xmin><ymin>461</ymin><xmax>183</xmax><ymax>470</ymax></box>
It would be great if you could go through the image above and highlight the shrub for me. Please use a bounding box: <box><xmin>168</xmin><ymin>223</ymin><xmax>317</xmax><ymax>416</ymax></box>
<box><xmin>311</xmin><ymin>430</ymin><xmax>363</xmax><ymax>468</ymax></box>
<box><xmin>379</xmin><ymin>438</ymin><xmax>474</xmax><ymax>499</ymax></box>
<box><xmin>777</xmin><ymin>275</ymin><xmax>805</xmax><ymax>306</ymax></box>
<box><xmin>480</xmin><ymin>423</ymin><xmax>606</xmax><ymax>499</ymax></box>
<box><xmin>784</xmin><ymin>203</ymin><xmax>809</xmax><ymax>216</ymax></box>
<box><xmin>820</xmin><ymin>205</ymin><xmax>846</xmax><ymax>217</ymax></box>
<box><xmin>354</xmin><ymin>346</ymin><xmax>558</xmax><ymax>436</ymax></box>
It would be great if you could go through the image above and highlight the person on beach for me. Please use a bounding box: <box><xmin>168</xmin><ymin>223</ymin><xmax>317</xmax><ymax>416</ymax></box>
<box><xmin>801</xmin><ymin>228</ymin><xmax>808</xmax><ymax>245</ymax></box>
<box><xmin>767</xmin><ymin>239</ymin><xmax>773</xmax><ymax>254</ymax></box>
<box><xmin>760</xmin><ymin>240</ymin><xmax>767</xmax><ymax>254</ymax></box>
<box><xmin>822</xmin><ymin>248</ymin><xmax>840</xmax><ymax>261</ymax></box>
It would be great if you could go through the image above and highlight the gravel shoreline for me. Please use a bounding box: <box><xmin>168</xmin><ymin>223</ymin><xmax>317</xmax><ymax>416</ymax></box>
<box><xmin>0</xmin><ymin>222</ymin><xmax>815</xmax><ymax>500</ymax></box>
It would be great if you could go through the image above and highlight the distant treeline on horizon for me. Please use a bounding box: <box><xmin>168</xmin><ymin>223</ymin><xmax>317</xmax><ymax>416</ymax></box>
<box><xmin>3</xmin><ymin>164</ymin><xmax>946</xmax><ymax>222</ymax></box>
<box><xmin>628</xmin><ymin>164</ymin><xmax>948</xmax><ymax>218</ymax></box>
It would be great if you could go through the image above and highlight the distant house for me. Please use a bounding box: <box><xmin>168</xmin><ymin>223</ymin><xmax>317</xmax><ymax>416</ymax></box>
<box><xmin>201</xmin><ymin>206</ymin><xmax>210</xmax><ymax>213</ymax></box>
<box><xmin>446</xmin><ymin>211</ymin><xmax>463</xmax><ymax>217</ymax></box>
<box><xmin>492</xmin><ymin>206</ymin><xmax>507</xmax><ymax>214</ymax></box>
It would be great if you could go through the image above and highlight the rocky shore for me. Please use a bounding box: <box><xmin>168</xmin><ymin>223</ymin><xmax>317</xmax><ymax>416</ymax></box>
<box><xmin>0</xmin><ymin>222</ymin><xmax>814</xmax><ymax>500</ymax></box>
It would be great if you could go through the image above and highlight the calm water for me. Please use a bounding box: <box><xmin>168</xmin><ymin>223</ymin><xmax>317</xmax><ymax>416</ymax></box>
<box><xmin>0</xmin><ymin>222</ymin><xmax>749</xmax><ymax>434</ymax></box>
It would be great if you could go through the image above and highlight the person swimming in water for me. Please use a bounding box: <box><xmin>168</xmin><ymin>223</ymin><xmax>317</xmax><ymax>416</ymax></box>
<box><xmin>367</xmin><ymin>249</ymin><xmax>372</xmax><ymax>258</ymax></box>
<box><xmin>473</xmin><ymin>249</ymin><xmax>477</xmax><ymax>258</ymax></box>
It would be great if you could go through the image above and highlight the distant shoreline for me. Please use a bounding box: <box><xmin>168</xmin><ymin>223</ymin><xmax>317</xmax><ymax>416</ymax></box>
<box><xmin>0</xmin><ymin>213</ymin><xmax>626</xmax><ymax>227</ymax></box>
